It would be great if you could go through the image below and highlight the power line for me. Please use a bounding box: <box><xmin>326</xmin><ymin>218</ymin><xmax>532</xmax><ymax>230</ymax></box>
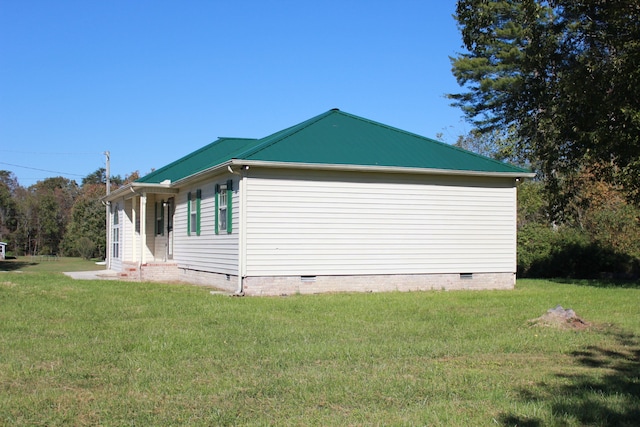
<box><xmin>0</xmin><ymin>161</ymin><xmax>86</xmax><ymax>177</ymax></box>
<box><xmin>0</xmin><ymin>149</ymin><xmax>98</xmax><ymax>156</ymax></box>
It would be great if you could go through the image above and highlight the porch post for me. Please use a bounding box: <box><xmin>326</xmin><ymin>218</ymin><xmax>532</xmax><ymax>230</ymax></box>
<box><xmin>140</xmin><ymin>193</ymin><xmax>147</xmax><ymax>264</ymax></box>
<box><xmin>106</xmin><ymin>201</ymin><xmax>111</xmax><ymax>269</ymax></box>
<box><xmin>132</xmin><ymin>196</ymin><xmax>138</xmax><ymax>262</ymax></box>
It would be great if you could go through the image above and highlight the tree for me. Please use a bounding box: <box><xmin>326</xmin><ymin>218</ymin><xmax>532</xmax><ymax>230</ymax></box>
<box><xmin>449</xmin><ymin>0</ymin><xmax>640</xmax><ymax>215</ymax></box>
<box><xmin>82</xmin><ymin>167</ymin><xmax>125</xmax><ymax>187</ymax></box>
<box><xmin>62</xmin><ymin>169</ymin><xmax>139</xmax><ymax>259</ymax></box>
<box><xmin>453</xmin><ymin>125</ymin><xmax>528</xmax><ymax>167</ymax></box>
<box><xmin>30</xmin><ymin>177</ymin><xmax>79</xmax><ymax>255</ymax></box>
<box><xmin>13</xmin><ymin>186</ymin><xmax>39</xmax><ymax>255</ymax></box>
<box><xmin>62</xmin><ymin>183</ymin><xmax>106</xmax><ymax>259</ymax></box>
<box><xmin>0</xmin><ymin>171</ymin><xmax>19</xmax><ymax>248</ymax></box>
<box><xmin>82</xmin><ymin>168</ymin><xmax>107</xmax><ymax>186</ymax></box>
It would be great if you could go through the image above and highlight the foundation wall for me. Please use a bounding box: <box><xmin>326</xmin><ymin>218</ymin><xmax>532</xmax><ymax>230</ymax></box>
<box><xmin>118</xmin><ymin>265</ymin><xmax>515</xmax><ymax>296</ymax></box>
<box><xmin>179</xmin><ymin>268</ymin><xmax>238</xmax><ymax>292</ymax></box>
<box><xmin>242</xmin><ymin>272</ymin><xmax>515</xmax><ymax>296</ymax></box>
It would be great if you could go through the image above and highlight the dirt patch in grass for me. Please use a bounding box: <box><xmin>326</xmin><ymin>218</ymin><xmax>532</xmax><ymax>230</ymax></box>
<box><xmin>529</xmin><ymin>305</ymin><xmax>591</xmax><ymax>330</ymax></box>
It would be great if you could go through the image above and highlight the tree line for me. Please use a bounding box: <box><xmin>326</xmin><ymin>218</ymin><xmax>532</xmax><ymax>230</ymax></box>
<box><xmin>450</xmin><ymin>0</ymin><xmax>640</xmax><ymax>278</ymax></box>
<box><xmin>0</xmin><ymin>169</ymin><xmax>137</xmax><ymax>259</ymax></box>
<box><xmin>2</xmin><ymin>1</ymin><xmax>639</xmax><ymax>277</ymax></box>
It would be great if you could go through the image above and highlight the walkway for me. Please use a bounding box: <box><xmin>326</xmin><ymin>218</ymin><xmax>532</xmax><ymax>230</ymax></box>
<box><xmin>63</xmin><ymin>270</ymin><xmax>120</xmax><ymax>280</ymax></box>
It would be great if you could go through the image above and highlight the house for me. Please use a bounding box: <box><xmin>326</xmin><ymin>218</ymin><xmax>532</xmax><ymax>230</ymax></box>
<box><xmin>103</xmin><ymin>109</ymin><xmax>534</xmax><ymax>295</ymax></box>
<box><xmin>0</xmin><ymin>242</ymin><xmax>6</xmax><ymax>260</ymax></box>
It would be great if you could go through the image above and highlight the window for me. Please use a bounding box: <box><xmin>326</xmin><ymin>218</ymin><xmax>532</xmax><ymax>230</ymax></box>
<box><xmin>215</xmin><ymin>180</ymin><xmax>233</xmax><ymax>234</ymax></box>
<box><xmin>187</xmin><ymin>190</ymin><xmax>201</xmax><ymax>236</ymax></box>
<box><xmin>112</xmin><ymin>228</ymin><xmax>119</xmax><ymax>258</ymax></box>
<box><xmin>112</xmin><ymin>203</ymin><xmax>120</xmax><ymax>258</ymax></box>
<box><xmin>219</xmin><ymin>185</ymin><xmax>227</xmax><ymax>231</ymax></box>
<box><xmin>155</xmin><ymin>200</ymin><xmax>164</xmax><ymax>236</ymax></box>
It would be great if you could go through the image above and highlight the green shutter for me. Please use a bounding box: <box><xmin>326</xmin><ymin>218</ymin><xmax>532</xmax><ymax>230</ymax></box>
<box><xmin>226</xmin><ymin>179</ymin><xmax>233</xmax><ymax>234</ymax></box>
<box><xmin>214</xmin><ymin>184</ymin><xmax>220</xmax><ymax>235</ymax></box>
<box><xmin>196</xmin><ymin>189</ymin><xmax>201</xmax><ymax>236</ymax></box>
<box><xmin>187</xmin><ymin>192</ymin><xmax>191</xmax><ymax>236</ymax></box>
<box><xmin>154</xmin><ymin>202</ymin><xmax>158</xmax><ymax>235</ymax></box>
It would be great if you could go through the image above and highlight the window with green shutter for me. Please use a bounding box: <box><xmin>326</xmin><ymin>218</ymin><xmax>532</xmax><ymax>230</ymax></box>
<box><xmin>215</xmin><ymin>180</ymin><xmax>233</xmax><ymax>234</ymax></box>
<box><xmin>187</xmin><ymin>191</ymin><xmax>201</xmax><ymax>236</ymax></box>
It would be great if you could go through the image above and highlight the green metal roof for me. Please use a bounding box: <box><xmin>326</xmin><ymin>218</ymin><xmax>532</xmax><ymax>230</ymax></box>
<box><xmin>137</xmin><ymin>109</ymin><xmax>530</xmax><ymax>184</ymax></box>
<box><xmin>137</xmin><ymin>137</ymin><xmax>260</xmax><ymax>184</ymax></box>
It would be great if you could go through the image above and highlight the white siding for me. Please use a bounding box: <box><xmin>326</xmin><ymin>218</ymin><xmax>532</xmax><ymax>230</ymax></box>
<box><xmin>173</xmin><ymin>176</ymin><xmax>239</xmax><ymax>275</ymax></box>
<box><xmin>244</xmin><ymin>169</ymin><xmax>517</xmax><ymax>276</ymax></box>
<box><xmin>123</xmin><ymin>198</ymin><xmax>134</xmax><ymax>263</ymax></box>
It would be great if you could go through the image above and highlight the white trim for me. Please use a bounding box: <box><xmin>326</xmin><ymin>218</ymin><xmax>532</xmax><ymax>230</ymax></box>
<box><xmin>104</xmin><ymin>183</ymin><xmax>178</xmax><ymax>202</ymax></box>
<box><xmin>104</xmin><ymin>159</ymin><xmax>532</xmax><ymax>205</ymax></box>
<box><xmin>238</xmin><ymin>170</ymin><xmax>248</xmax><ymax>293</ymax></box>
<box><xmin>140</xmin><ymin>193</ymin><xmax>147</xmax><ymax>264</ymax></box>
<box><xmin>231</xmin><ymin>159</ymin><xmax>536</xmax><ymax>179</ymax></box>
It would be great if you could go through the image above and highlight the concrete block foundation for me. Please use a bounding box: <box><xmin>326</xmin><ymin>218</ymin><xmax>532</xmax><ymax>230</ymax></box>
<box><xmin>241</xmin><ymin>272</ymin><xmax>515</xmax><ymax>296</ymax></box>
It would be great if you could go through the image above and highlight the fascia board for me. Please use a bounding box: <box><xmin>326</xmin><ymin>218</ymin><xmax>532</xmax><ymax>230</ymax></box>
<box><xmin>103</xmin><ymin>183</ymin><xmax>178</xmax><ymax>202</ymax></box>
<box><xmin>230</xmin><ymin>159</ymin><xmax>536</xmax><ymax>179</ymax></box>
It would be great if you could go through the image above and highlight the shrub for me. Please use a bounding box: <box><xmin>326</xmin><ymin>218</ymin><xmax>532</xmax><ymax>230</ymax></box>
<box><xmin>518</xmin><ymin>225</ymin><xmax>639</xmax><ymax>279</ymax></box>
<box><xmin>76</xmin><ymin>237</ymin><xmax>96</xmax><ymax>260</ymax></box>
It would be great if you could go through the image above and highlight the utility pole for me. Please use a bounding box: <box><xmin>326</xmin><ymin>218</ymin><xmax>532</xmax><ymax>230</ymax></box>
<box><xmin>105</xmin><ymin>151</ymin><xmax>111</xmax><ymax>196</ymax></box>
<box><xmin>104</xmin><ymin>151</ymin><xmax>110</xmax><ymax>268</ymax></box>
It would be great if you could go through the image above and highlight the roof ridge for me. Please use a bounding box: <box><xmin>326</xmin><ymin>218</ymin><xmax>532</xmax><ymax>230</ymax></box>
<box><xmin>232</xmin><ymin>109</ymin><xmax>338</xmax><ymax>159</ymax></box>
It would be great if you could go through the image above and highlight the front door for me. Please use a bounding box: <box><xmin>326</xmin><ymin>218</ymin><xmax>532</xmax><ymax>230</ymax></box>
<box><xmin>166</xmin><ymin>197</ymin><xmax>175</xmax><ymax>260</ymax></box>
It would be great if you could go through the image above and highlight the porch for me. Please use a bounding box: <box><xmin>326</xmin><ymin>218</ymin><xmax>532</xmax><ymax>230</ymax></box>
<box><xmin>108</xmin><ymin>188</ymin><xmax>178</xmax><ymax>272</ymax></box>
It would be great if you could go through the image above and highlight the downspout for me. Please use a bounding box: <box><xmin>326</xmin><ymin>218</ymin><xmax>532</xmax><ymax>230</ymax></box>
<box><xmin>228</xmin><ymin>165</ymin><xmax>245</xmax><ymax>296</ymax></box>
<box><xmin>132</xmin><ymin>196</ymin><xmax>137</xmax><ymax>268</ymax></box>
<box><xmin>140</xmin><ymin>192</ymin><xmax>147</xmax><ymax>280</ymax></box>
<box><xmin>104</xmin><ymin>201</ymin><xmax>111</xmax><ymax>270</ymax></box>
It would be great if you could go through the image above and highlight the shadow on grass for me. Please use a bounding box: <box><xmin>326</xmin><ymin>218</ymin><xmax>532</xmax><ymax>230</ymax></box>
<box><xmin>549</xmin><ymin>278</ymin><xmax>640</xmax><ymax>289</ymax></box>
<box><xmin>499</xmin><ymin>329</ymin><xmax>640</xmax><ymax>426</ymax></box>
<box><xmin>0</xmin><ymin>259</ymin><xmax>37</xmax><ymax>271</ymax></box>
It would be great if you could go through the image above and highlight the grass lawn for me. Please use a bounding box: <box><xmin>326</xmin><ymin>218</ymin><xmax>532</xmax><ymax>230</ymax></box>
<box><xmin>0</xmin><ymin>256</ymin><xmax>106</xmax><ymax>273</ymax></box>
<box><xmin>0</xmin><ymin>269</ymin><xmax>638</xmax><ymax>426</ymax></box>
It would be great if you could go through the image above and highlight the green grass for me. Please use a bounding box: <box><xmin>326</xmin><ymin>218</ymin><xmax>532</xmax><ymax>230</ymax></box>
<box><xmin>0</xmin><ymin>256</ymin><xmax>106</xmax><ymax>273</ymax></box>
<box><xmin>1</xmin><ymin>274</ymin><xmax>639</xmax><ymax>426</ymax></box>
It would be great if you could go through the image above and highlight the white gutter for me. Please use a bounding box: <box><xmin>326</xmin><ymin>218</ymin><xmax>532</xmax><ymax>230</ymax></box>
<box><xmin>227</xmin><ymin>165</ymin><xmax>247</xmax><ymax>296</ymax></box>
<box><xmin>230</xmin><ymin>159</ymin><xmax>536</xmax><ymax>179</ymax></box>
<box><xmin>107</xmin><ymin>158</ymin><xmax>532</xmax><ymax>204</ymax></box>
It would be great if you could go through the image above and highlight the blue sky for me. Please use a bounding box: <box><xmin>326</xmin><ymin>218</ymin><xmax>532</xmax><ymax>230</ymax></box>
<box><xmin>0</xmin><ymin>0</ymin><xmax>468</xmax><ymax>186</ymax></box>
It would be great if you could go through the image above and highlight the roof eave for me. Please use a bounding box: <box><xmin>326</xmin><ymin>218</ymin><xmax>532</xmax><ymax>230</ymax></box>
<box><xmin>103</xmin><ymin>182</ymin><xmax>179</xmax><ymax>202</ymax></box>
<box><xmin>231</xmin><ymin>159</ymin><xmax>536</xmax><ymax>179</ymax></box>
<box><xmin>170</xmin><ymin>160</ymin><xmax>234</xmax><ymax>187</ymax></box>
